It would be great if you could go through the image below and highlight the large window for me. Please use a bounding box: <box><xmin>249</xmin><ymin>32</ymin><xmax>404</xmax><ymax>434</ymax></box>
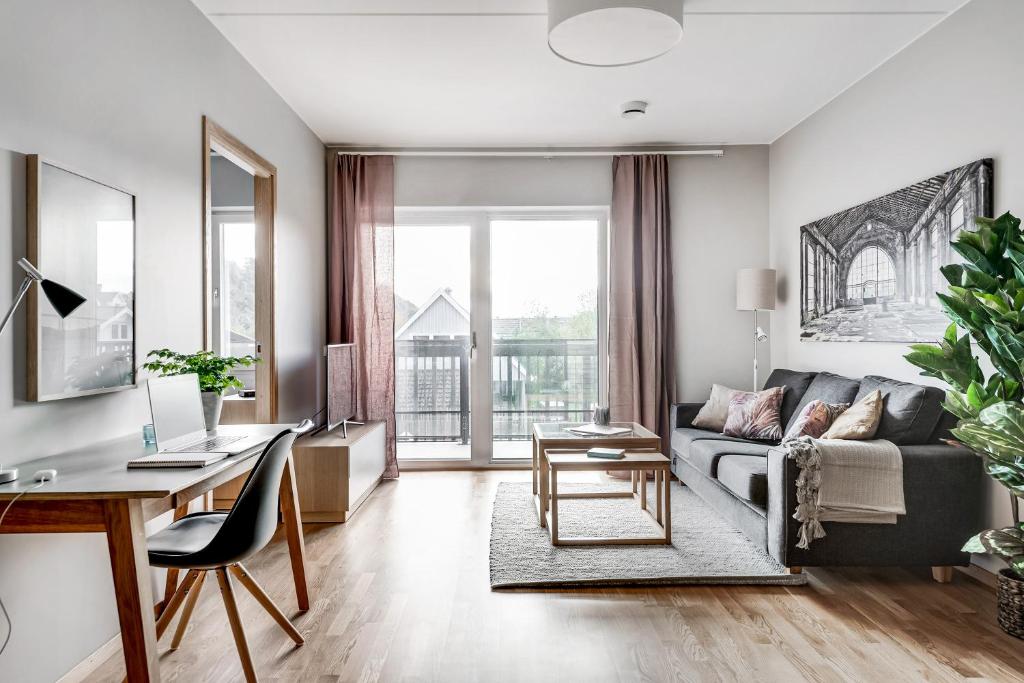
<box><xmin>394</xmin><ymin>222</ymin><xmax>472</xmax><ymax>461</ymax></box>
<box><xmin>210</xmin><ymin>212</ymin><xmax>256</xmax><ymax>391</ymax></box>
<box><xmin>846</xmin><ymin>246</ymin><xmax>896</xmax><ymax>301</ymax></box>
<box><xmin>394</xmin><ymin>208</ymin><xmax>607</xmax><ymax>466</ymax></box>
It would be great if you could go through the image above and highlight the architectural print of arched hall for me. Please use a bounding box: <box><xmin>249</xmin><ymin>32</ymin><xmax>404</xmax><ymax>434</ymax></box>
<box><xmin>799</xmin><ymin>158</ymin><xmax>992</xmax><ymax>343</ymax></box>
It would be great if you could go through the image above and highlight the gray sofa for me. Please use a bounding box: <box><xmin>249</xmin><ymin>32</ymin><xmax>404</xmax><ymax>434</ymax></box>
<box><xmin>670</xmin><ymin>369</ymin><xmax>983</xmax><ymax>577</ymax></box>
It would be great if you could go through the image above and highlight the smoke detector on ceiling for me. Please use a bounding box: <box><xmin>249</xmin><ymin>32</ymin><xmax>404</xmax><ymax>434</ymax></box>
<box><xmin>621</xmin><ymin>100</ymin><xmax>648</xmax><ymax>119</ymax></box>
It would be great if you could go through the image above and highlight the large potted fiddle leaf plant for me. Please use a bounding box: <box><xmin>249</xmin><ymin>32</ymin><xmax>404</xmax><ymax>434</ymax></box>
<box><xmin>905</xmin><ymin>211</ymin><xmax>1024</xmax><ymax>639</ymax></box>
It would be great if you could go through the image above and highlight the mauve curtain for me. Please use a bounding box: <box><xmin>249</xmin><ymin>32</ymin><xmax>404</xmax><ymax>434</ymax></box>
<box><xmin>609</xmin><ymin>154</ymin><xmax>677</xmax><ymax>455</ymax></box>
<box><xmin>328</xmin><ymin>154</ymin><xmax>398</xmax><ymax>478</ymax></box>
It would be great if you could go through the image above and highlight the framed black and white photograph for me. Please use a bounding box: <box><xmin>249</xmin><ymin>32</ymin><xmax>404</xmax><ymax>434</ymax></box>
<box><xmin>27</xmin><ymin>155</ymin><xmax>136</xmax><ymax>400</ymax></box>
<box><xmin>799</xmin><ymin>158</ymin><xmax>993</xmax><ymax>343</ymax></box>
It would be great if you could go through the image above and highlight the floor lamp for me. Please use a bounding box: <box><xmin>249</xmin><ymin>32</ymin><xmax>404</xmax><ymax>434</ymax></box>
<box><xmin>736</xmin><ymin>268</ymin><xmax>776</xmax><ymax>392</ymax></box>
<box><xmin>0</xmin><ymin>258</ymin><xmax>86</xmax><ymax>484</ymax></box>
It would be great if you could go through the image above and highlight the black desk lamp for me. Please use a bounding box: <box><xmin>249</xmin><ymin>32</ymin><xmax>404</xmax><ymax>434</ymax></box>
<box><xmin>0</xmin><ymin>258</ymin><xmax>86</xmax><ymax>337</ymax></box>
<box><xmin>0</xmin><ymin>258</ymin><xmax>86</xmax><ymax>484</ymax></box>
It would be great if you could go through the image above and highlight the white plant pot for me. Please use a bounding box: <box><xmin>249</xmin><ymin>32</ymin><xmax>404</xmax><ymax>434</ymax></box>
<box><xmin>201</xmin><ymin>391</ymin><xmax>224</xmax><ymax>431</ymax></box>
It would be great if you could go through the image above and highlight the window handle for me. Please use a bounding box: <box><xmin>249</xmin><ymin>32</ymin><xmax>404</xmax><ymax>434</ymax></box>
<box><xmin>470</xmin><ymin>332</ymin><xmax>477</xmax><ymax>359</ymax></box>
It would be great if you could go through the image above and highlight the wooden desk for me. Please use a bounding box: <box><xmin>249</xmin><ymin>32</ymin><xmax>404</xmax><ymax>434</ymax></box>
<box><xmin>0</xmin><ymin>423</ymin><xmax>309</xmax><ymax>683</ymax></box>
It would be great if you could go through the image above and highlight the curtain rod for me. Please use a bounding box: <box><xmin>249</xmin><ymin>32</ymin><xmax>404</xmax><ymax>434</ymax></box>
<box><xmin>326</xmin><ymin>147</ymin><xmax>725</xmax><ymax>158</ymax></box>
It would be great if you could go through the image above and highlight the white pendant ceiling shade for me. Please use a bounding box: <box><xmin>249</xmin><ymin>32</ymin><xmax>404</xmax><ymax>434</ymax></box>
<box><xmin>548</xmin><ymin>0</ymin><xmax>684</xmax><ymax>67</ymax></box>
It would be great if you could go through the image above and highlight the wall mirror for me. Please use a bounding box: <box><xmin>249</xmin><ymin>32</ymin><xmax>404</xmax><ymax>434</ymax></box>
<box><xmin>26</xmin><ymin>156</ymin><xmax>136</xmax><ymax>401</ymax></box>
<box><xmin>202</xmin><ymin>117</ymin><xmax>277</xmax><ymax>424</ymax></box>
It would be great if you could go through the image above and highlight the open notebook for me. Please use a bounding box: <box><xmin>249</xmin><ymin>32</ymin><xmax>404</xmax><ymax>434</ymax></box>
<box><xmin>127</xmin><ymin>452</ymin><xmax>229</xmax><ymax>469</ymax></box>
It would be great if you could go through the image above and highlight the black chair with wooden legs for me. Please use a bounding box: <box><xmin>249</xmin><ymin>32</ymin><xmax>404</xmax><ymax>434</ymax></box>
<box><xmin>147</xmin><ymin>420</ymin><xmax>314</xmax><ymax>682</ymax></box>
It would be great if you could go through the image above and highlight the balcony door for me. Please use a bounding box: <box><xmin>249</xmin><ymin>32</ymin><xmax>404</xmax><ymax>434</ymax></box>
<box><xmin>395</xmin><ymin>208</ymin><xmax>607</xmax><ymax>467</ymax></box>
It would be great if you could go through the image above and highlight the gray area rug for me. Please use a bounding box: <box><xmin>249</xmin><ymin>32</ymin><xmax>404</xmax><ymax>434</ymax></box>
<box><xmin>490</xmin><ymin>481</ymin><xmax>807</xmax><ymax>588</ymax></box>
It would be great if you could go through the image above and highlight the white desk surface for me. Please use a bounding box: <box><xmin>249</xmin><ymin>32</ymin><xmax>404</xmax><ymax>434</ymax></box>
<box><xmin>0</xmin><ymin>423</ymin><xmax>294</xmax><ymax>500</ymax></box>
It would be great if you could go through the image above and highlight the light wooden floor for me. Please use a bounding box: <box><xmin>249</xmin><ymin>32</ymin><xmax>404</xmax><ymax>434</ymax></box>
<box><xmin>88</xmin><ymin>471</ymin><xmax>1024</xmax><ymax>682</ymax></box>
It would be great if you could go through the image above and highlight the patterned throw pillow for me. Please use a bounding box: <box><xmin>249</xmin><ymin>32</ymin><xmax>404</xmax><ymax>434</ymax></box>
<box><xmin>783</xmin><ymin>400</ymin><xmax>850</xmax><ymax>441</ymax></box>
<box><xmin>692</xmin><ymin>384</ymin><xmax>741</xmax><ymax>431</ymax></box>
<box><xmin>822</xmin><ymin>389</ymin><xmax>884</xmax><ymax>440</ymax></box>
<box><xmin>722</xmin><ymin>386</ymin><xmax>785</xmax><ymax>441</ymax></box>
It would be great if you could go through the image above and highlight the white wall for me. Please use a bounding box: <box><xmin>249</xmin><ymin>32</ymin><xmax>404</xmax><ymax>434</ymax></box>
<box><xmin>0</xmin><ymin>2</ymin><xmax>325</xmax><ymax>681</ymax></box>
<box><xmin>395</xmin><ymin>148</ymin><xmax>771</xmax><ymax>402</ymax></box>
<box><xmin>671</xmin><ymin>147</ymin><xmax>771</xmax><ymax>399</ymax></box>
<box><xmin>769</xmin><ymin>0</ymin><xmax>1023</xmax><ymax>567</ymax></box>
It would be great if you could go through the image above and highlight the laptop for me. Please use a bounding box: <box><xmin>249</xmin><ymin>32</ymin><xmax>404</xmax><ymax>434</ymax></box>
<box><xmin>132</xmin><ymin>374</ymin><xmax>271</xmax><ymax>467</ymax></box>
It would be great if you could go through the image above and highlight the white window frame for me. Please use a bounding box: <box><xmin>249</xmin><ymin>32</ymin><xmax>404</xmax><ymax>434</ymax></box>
<box><xmin>394</xmin><ymin>206</ymin><xmax>610</xmax><ymax>470</ymax></box>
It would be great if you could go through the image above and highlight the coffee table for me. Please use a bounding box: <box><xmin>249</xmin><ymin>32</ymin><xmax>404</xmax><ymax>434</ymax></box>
<box><xmin>540</xmin><ymin>449</ymin><xmax>672</xmax><ymax>546</ymax></box>
<box><xmin>531</xmin><ymin>422</ymin><xmax>660</xmax><ymax>528</ymax></box>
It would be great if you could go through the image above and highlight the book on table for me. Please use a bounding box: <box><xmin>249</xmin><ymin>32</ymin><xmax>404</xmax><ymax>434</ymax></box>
<box><xmin>565</xmin><ymin>423</ymin><xmax>632</xmax><ymax>437</ymax></box>
<box><xmin>586</xmin><ymin>447</ymin><xmax>626</xmax><ymax>459</ymax></box>
<box><xmin>127</xmin><ymin>452</ymin><xmax>228</xmax><ymax>469</ymax></box>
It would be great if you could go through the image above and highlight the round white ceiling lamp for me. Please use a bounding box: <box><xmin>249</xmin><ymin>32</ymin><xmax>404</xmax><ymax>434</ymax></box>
<box><xmin>548</xmin><ymin>0</ymin><xmax>684</xmax><ymax>67</ymax></box>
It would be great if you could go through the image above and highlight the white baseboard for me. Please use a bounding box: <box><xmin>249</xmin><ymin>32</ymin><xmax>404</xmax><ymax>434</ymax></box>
<box><xmin>56</xmin><ymin>634</ymin><xmax>121</xmax><ymax>683</ymax></box>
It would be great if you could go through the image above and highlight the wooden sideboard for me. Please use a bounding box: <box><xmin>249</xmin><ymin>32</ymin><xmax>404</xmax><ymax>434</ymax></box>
<box><xmin>292</xmin><ymin>420</ymin><xmax>386</xmax><ymax>523</ymax></box>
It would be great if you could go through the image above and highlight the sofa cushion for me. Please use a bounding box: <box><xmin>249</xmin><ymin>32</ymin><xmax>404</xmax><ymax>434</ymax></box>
<box><xmin>822</xmin><ymin>389</ymin><xmax>883</xmax><ymax>440</ymax></box>
<box><xmin>783</xmin><ymin>399</ymin><xmax>850</xmax><ymax>440</ymax></box>
<box><xmin>716</xmin><ymin>455</ymin><xmax>768</xmax><ymax>507</ymax></box>
<box><xmin>685</xmin><ymin>439</ymin><xmax>773</xmax><ymax>478</ymax></box>
<box><xmin>670</xmin><ymin>427</ymin><xmax>753</xmax><ymax>455</ymax></box>
<box><xmin>762</xmin><ymin>369</ymin><xmax>816</xmax><ymax>427</ymax></box>
<box><xmin>929</xmin><ymin>409</ymin><xmax>958</xmax><ymax>444</ymax></box>
<box><xmin>853</xmin><ymin>375</ymin><xmax>945</xmax><ymax>445</ymax></box>
<box><xmin>785</xmin><ymin>371</ymin><xmax>862</xmax><ymax>434</ymax></box>
<box><xmin>692</xmin><ymin>384</ymin><xmax>742</xmax><ymax>431</ymax></box>
<box><xmin>723</xmin><ymin>386</ymin><xmax>785</xmax><ymax>441</ymax></box>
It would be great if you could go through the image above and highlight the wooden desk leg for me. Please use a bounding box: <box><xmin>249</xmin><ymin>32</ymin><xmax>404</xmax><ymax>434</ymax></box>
<box><xmin>103</xmin><ymin>499</ymin><xmax>160</xmax><ymax>683</ymax></box>
<box><xmin>158</xmin><ymin>502</ymin><xmax>192</xmax><ymax>616</ymax></box>
<box><xmin>280</xmin><ymin>454</ymin><xmax>310</xmax><ymax>611</ymax></box>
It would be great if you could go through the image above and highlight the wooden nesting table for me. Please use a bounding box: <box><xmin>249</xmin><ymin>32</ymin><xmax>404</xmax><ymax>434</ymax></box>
<box><xmin>531</xmin><ymin>422</ymin><xmax>661</xmax><ymax>528</ymax></box>
<box><xmin>540</xmin><ymin>449</ymin><xmax>672</xmax><ymax>546</ymax></box>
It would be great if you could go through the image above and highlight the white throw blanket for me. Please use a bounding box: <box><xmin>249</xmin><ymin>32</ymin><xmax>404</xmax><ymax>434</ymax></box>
<box><xmin>783</xmin><ymin>436</ymin><xmax>905</xmax><ymax>549</ymax></box>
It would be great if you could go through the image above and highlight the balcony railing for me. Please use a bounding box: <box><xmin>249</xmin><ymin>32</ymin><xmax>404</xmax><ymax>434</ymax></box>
<box><xmin>395</xmin><ymin>337</ymin><xmax>598</xmax><ymax>443</ymax></box>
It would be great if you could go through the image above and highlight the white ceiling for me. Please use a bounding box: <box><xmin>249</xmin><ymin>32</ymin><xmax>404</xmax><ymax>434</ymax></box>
<box><xmin>193</xmin><ymin>0</ymin><xmax>966</xmax><ymax>146</ymax></box>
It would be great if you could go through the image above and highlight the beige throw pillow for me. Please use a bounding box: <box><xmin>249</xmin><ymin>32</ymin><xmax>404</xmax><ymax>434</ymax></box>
<box><xmin>692</xmin><ymin>384</ymin><xmax>741</xmax><ymax>431</ymax></box>
<box><xmin>821</xmin><ymin>389</ymin><xmax>883</xmax><ymax>440</ymax></box>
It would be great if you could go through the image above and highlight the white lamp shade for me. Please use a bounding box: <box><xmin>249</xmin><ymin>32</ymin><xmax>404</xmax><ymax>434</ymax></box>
<box><xmin>548</xmin><ymin>0</ymin><xmax>684</xmax><ymax>67</ymax></box>
<box><xmin>736</xmin><ymin>268</ymin><xmax>776</xmax><ymax>311</ymax></box>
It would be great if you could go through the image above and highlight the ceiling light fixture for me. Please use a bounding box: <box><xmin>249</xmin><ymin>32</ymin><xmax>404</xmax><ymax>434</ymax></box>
<box><xmin>548</xmin><ymin>0</ymin><xmax>684</xmax><ymax>67</ymax></box>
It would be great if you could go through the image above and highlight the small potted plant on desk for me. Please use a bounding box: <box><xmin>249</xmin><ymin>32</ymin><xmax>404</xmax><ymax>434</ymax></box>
<box><xmin>143</xmin><ymin>349</ymin><xmax>259</xmax><ymax>430</ymax></box>
<box><xmin>905</xmin><ymin>212</ymin><xmax>1024</xmax><ymax>638</ymax></box>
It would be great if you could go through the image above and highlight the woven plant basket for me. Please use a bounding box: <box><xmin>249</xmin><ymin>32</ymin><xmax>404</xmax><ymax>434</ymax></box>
<box><xmin>997</xmin><ymin>569</ymin><xmax>1024</xmax><ymax>639</ymax></box>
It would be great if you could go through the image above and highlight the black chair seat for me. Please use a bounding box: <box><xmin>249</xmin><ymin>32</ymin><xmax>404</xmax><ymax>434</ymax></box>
<box><xmin>148</xmin><ymin>511</ymin><xmax>229</xmax><ymax>568</ymax></box>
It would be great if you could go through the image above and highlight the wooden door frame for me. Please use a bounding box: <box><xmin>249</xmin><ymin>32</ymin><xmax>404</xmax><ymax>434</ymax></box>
<box><xmin>202</xmin><ymin>116</ymin><xmax>278</xmax><ymax>422</ymax></box>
